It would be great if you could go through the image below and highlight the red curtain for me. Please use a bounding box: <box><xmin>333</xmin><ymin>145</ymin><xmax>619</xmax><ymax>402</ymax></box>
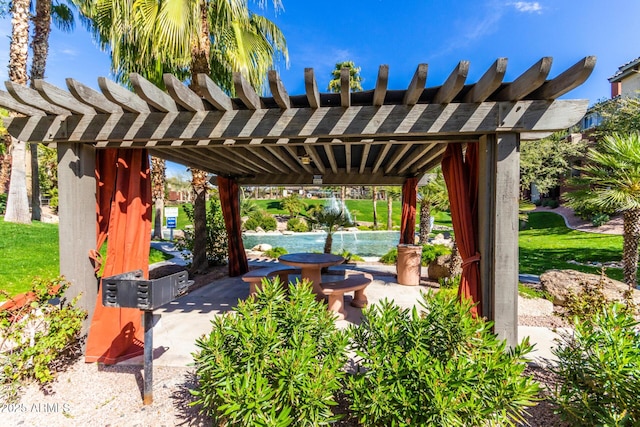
<box><xmin>399</xmin><ymin>177</ymin><xmax>418</xmax><ymax>244</ymax></box>
<box><xmin>441</xmin><ymin>143</ymin><xmax>481</xmax><ymax>316</ymax></box>
<box><xmin>217</xmin><ymin>176</ymin><xmax>248</xmax><ymax>277</ymax></box>
<box><xmin>85</xmin><ymin>149</ymin><xmax>152</xmax><ymax>364</ymax></box>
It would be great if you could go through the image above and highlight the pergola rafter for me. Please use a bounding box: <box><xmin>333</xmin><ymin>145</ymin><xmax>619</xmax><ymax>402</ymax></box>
<box><xmin>0</xmin><ymin>55</ymin><xmax>596</xmax><ymax>347</ymax></box>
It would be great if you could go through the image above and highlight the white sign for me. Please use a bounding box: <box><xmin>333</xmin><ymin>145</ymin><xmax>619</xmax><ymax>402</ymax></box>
<box><xmin>164</xmin><ymin>207</ymin><xmax>179</xmax><ymax>217</ymax></box>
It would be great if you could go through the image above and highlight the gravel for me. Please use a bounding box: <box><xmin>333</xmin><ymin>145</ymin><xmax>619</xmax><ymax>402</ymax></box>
<box><xmin>4</xmin><ymin>272</ymin><xmax>571</xmax><ymax>426</ymax></box>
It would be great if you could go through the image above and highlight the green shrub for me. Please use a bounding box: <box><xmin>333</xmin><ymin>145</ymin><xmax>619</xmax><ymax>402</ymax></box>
<box><xmin>346</xmin><ymin>292</ymin><xmax>539</xmax><ymax>426</ymax></box>
<box><xmin>379</xmin><ymin>247</ymin><xmax>397</xmax><ymax>264</ymax></box>
<box><xmin>0</xmin><ymin>192</ymin><xmax>7</xmax><ymax>214</ymax></box>
<box><xmin>335</xmin><ymin>250</ymin><xmax>364</xmax><ymax>263</ymax></box>
<box><xmin>264</xmin><ymin>246</ymin><xmax>287</xmax><ymax>258</ymax></box>
<box><xmin>192</xmin><ymin>279</ymin><xmax>349</xmax><ymax>426</ymax></box>
<box><xmin>591</xmin><ymin>212</ymin><xmax>610</xmax><ymax>227</ymax></box>
<box><xmin>438</xmin><ymin>274</ymin><xmax>461</xmax><ymax>289</ymax></box>
<box><xmin>380</xmin><ymin>244</ymin><xmax>451</xmax><ymax>266</ymax></box>
<box><xmin>0</xmin><ymin>277</ymin><xmax>87</xmax><ymax>401</ymax></box>
<box><xmin>421</xmin><ymin>243</ymin><xmax>451</xmax><ymax>266</ymax></box>
<box><xmin>287</xmin><ymin>217</ymin><xmax>309</xmax><ymax>232</ymax></box>
<box><xmin>244</xmin><ymin>210</ymin><xmax>277</xmax><ymax>232</ymax></box>
<box><xmin>551</xmin><ymin>303</ymin><xmax>640</xmax><ymax>426</ymax></box>
<box><xmin>177</xmin><ymin>200</ymin><xmax>228</xmax><ymax>265</ymax></box>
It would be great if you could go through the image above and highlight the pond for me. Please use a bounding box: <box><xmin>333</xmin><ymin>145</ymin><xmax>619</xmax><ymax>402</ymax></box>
<box><xmin>243</xmin><ymin>230</ymin><xmax>401</xmax><ymax>257</ymax></box>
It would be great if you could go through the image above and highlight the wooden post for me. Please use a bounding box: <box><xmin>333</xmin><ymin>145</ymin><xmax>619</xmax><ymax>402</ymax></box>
<box><xmin>478</xmin><ymin>133</ymin><xmax>520</xmax><ymax>347</ymax></box>
<box><xmin>57</xmin><ymin>142</ymin><xmax>97</xmax><ymax>334</ymax></box>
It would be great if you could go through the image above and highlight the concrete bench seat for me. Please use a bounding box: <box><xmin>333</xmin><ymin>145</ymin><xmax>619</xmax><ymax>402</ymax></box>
<box><xmin>241</xmin><ymin>265</ymin><xmax>300</xmax><ymax>295</ymax></box>
<box><xmin>321</xmin><ymin>273</ymin><xmax>372</xmax><ymax>320</ymax></box>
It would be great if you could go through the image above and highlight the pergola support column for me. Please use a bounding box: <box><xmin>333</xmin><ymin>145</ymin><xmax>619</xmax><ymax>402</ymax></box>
<box><xmin>57</xmin><ymin>142</ymin><xmax>98</xmax><ymax>333</ymax></box>
<box><xmin>478</xmin><ymin>133</ymin><xmax>520</xmax><ymax>347</ymax></box>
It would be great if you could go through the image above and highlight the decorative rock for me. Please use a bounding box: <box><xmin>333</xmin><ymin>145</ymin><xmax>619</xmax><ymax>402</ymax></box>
<box><xmin>255</xmin><ymin>226</ymin><xmax>265</xmax><ymax>233</ymax></box>
<box><xmin>251</xmin><ymin>243</ymin><xmax>272</xmax><ymax>252</ymax></box>
<box><xmin>540</xmin><ymin>269</ymin><xmax>640</xmax><ymax>307</ymax></box>
<box><xmin>427</xmin><ymin>254</ymin><xmax>452</xmax><ymax>280</ymax></box>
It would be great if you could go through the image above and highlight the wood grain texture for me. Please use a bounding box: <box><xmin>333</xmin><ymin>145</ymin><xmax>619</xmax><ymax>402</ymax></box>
<box><xmin>66</xmin><ymin>79</ymin><xmax>123</xmax><ymax>113</ymax></box>
<box><xmin>163</xmin><ymin>74</ymin><xmax>205</xmax><ymax>111</ymax></box>
<box><xmin>33</xmin><ymin>79</ymin><xmax>96</xmax><ymax>115</ymax></box>
<box><xmin>130</xmin><ymin>73</ymin><xmax>178</xmax><ymax>112</ymax></box>
<box><xmin>195</xmin><ymin>74</ymin><xmax>233</xmax><ymax>111</ymax></box>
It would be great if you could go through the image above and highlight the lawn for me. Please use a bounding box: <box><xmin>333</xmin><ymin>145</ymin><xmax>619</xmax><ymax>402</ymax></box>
<box><xmin>251</xmin><ymin>198</ymin><xmax>452</xmax><ymax>229</ymax></box>
<box><xmin>519</xmin><ymin>212</ymin><xmax>624</xmax><ymax>282</ymax></box>
<box><xmin>0</xmin><ymin>220</ymin><xmax>172</xmax><ymax>298</ymax></box>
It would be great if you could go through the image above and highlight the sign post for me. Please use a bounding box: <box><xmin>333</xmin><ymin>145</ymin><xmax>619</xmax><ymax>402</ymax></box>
<box><xmin>164</xmin><ymin>207</ymin><xmax>179</xmax><ymax>241</ymax></box>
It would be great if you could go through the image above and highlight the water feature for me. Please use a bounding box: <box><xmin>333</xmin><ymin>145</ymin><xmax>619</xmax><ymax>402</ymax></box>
<box><xmin>243</xmin><ymin>231</ymin><xmax>400</xmax><ymax>257</ymax></box>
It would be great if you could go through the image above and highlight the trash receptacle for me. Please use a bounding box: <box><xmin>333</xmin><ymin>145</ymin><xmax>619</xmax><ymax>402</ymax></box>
<box><xmin>396</xmin><ymin>244</ymin><xmax>422</xmax><ymax>286</ymax></box>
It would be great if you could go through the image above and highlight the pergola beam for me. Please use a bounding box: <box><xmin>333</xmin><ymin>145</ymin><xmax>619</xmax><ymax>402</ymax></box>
<box><xmin>195</xmin><ymin>74</ymin><xmax>233</xmax><ymax>111</ymax></box>
<box><xmin>433</xmin><ymin>61</ymin><xmax>469</xmax><ymax>104</ymax></box>
<box><xmin>163</xmin><ymin>73</ymin><xmax>205</xmax><ymax>112</ymax></box>
<box><xmin>373</xmin><ymin>65</ymin><xmax>389</xmax><ymax>106</ymax></box>
<box><xmin>33</xmin><ymin>79</ymin><xmax>96</xmax><ymax>115</ymax></box>
<box><xmin>403</xmin><ymin>64</ymin><xmax>428</xmax><ymax>105</ymax></box>
<box><xmin>130</xmin><ymin>73</ymin><xmax>178</xmax><ymax>112</ymax></box>
<box><xmin>494</xmin><ymin>57</ymin><xmax>552</xmax><ymax>101</ymax></box>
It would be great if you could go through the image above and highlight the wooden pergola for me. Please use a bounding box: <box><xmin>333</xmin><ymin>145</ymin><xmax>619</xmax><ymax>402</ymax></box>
<box><xmin>1</xmin><ymin>56</ymin><xmax>594</xmax><ymax>347</ymax></box>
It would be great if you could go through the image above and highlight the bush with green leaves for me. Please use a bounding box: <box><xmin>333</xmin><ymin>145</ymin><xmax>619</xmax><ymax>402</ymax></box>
<box><xmin>244</xmin><ymin>209</ymin><xmax>277</xmax><ymax>232</ymax></box>
<box><xmin>192</xmin><ymin>279</ymin><xmax>349</xmax><ymax>426</ymax></box>
<box><xmin>287</xmin><ymin>217</ymin><xmax>309</xmax><ymax>232</ymax></box>
<box><xmin>177</xmin><ymin>199</ymin><xmax>228</xmax><ymax>265</ymax></box>
<box><xmin>346</xmin><ymin>291</ymin><xmax>539</xmax><ymax>427</ymax></box>
<box><xmin>551</xmin><ymin>303</ymin><xmax>640</xmax><ymax>426</ymax></box>
<box><xmin>379</xmin><ymin>247</ymin><xmax>398</xmax><ymax>264</ymax></box>
<box><xmin>421</xmin><ymin>243</ymin><xmax>451</xmax><ymax>265</ymax></box>
<box><xmin>264</xmin><ymin>246</ymin><xmax>287</xmax><ymax>259</ymax></box>
<box><xmin>591</xmin><ymin>212</ymin><xmax>610</xmax><ymax>227</ymax></box>
<box><xmin>380</xmin><ymin>244</ymin><xmax>451</xmax><ymax>267</ymax></box>
<box><xmin>0</xmin><ymin>193</ymin><xmax>6</xmax><ymax>214</ymax></box>
<box><xmin>0</xmin><ymin>277</ymin><xmax>86</xmax><ymax>401</ymax></box>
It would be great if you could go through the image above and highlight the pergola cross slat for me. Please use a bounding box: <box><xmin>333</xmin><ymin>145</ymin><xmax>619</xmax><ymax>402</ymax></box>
<box><xmin>0</xmin><ymin>56</ymin><xmax>595</xmax><ymax>348</ymax></box>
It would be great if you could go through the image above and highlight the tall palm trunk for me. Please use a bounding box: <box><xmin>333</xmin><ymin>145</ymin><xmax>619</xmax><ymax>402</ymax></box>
<box><xmin>419</xmin><ymin>201</ymin><xmax>431</xmax><ymax>244</ymax></box>
<box><xmin>187</xmin><ymin>0</ymin><xmax>212</xmax><ymax>273</ymax></box>
<box><xmin>622</xmin><ymin>208</ymin><xmax>640</xmax><ymax>288</ymax></box>
<box><xmin>190</xmin><ymin>169</ymin><xmax>209</xmax><ymax>273</ymax></box>
<box><xmin>0</xmin><ymin>138</ymin><xmax>11</xmax><ymax>193</ymax></box>
<box><xmin>372</xmin><ymin>185</ymin><xmax>378</xmax><ymax>228</ymax></box>
<box><xmin>386</xmin><ymin>192</ymin><xmax>393</xmax><ymax>230</ymax></box>
<box><xmin>5</xmin><ymin>0</ymin><xmax>31</xmax><ymax>224</ymax></box>
<box><xmin>28</xmin><ymin>0</ymin><xmax>53</xmax><ymax>221</ymax></box>
<box><xmin>151</xmin><ymin>157</ymin><xmax>166</xmax><ymax>239</ymax></box>
<box><xmin>324</xmin><ymin>232</ymin><xmax>333</xmax><ymax>254</ymax></box>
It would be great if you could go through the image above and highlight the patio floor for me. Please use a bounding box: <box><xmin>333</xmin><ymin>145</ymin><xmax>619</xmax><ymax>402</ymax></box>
<box><xmin>119</xmin><ymin>256</ymin><xmax>562</xmax><ymax>368</ymax></box>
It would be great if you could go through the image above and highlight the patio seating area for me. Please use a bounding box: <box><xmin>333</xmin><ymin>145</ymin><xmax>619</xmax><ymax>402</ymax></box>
<box><xmin>120</xmin><ymin>257</ymin><xmax>563</xmax><ymax>368</ymax></box>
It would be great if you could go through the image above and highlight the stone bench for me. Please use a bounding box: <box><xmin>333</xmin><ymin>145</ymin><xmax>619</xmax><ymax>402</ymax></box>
<box><xmin>320</xmin><ymin>273</ymin><xmax>372</xmax><ymax>320</ymax></box>
<box><xmin>241</xmin><ymin>265</ymin><xmax>300</xmax><ymax>295</ymax></box>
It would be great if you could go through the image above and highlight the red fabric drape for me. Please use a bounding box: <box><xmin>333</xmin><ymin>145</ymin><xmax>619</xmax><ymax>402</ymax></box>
<box><xmin>441</xmin><ymin>143</ymin><xmax>481</xmax><ymax>316</ymax></box>
<box><xmin>399</xmin><ymin>177</ymin><xmax>418</xmax><ymax>244</ymax></box>
<box><xmin>85</xmin><ymin>149</ymin><xmax>152</xmax><ymax>364</ymax></box>
<box><xmin>217</xmin><ymin>176</ymin><xmax>248</xmax><ymax>277</ymax></box>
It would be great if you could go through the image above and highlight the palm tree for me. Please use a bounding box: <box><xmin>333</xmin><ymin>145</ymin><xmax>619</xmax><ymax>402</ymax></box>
<box><xmin>418</xmin><ymin>167</ymin><xmax>449</xmax><ymax>244</ymax></box>
<box><xmin>76</xmin><ymin>0</ymin><xmax>288</xmax><ymax>272</ymax></box>
<box><xmin>328</xmin><ymin>60</ymin><xmax>363</xmax><ymax>92</ymax></box>
<box><xmin>385</xmin><ymin>186</ymin><xmax>401</xmax><ymax>230</ymax></box>
<box><xmin>29</xmin><ymin>0</ymin><xmax>75</xmax><ymax>221</ymax></box>
<box><xmin>565</xmin><ymin>132</ymin><xmax>640</xmax><ymax>288</ymax></box>
<box><xmin>372</xmin><ymin>185</ymin><xmax>378</xmax><ymax>228</ymax></box>
<box><xmin>151</xmin><ymin>157</ymin><xmax>166</xmax><ymax>239</ymax></box>
<box><xmin>310</xmin><ymin>205</ymin><xmax>353</xmax><ymax>254</ymax></box>
<box><xmin>4</xmin><ymin>0</ymin><xmax>31</xmax><ymax>224</ymax></box>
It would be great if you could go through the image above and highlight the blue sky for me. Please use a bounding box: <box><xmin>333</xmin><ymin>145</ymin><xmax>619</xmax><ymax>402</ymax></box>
<box><xmin>1</xmin><ymin>0</ymin><xmax>638</xmax><ymax>177</ymax></box>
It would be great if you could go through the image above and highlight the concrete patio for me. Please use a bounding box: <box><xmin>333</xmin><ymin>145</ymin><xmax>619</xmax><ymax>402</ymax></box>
<box><xmin>120</xmin><ymin>252</ymin><xmax>563</xmax><ymax>368</ymax></box>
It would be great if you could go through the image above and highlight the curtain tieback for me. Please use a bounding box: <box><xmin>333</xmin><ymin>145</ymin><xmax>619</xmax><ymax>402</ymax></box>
<box><xmin>462</xmin><ymin>252</ymin><xmax>481</xmax><ymax>268</ymax></box>
<box><xmin>88</xmin><ymin>249</ymin><xmax>104</xmax><ymax>275</ymax></box>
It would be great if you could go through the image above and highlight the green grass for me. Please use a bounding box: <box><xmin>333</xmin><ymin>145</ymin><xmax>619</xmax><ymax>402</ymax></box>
<box><xmin>0</xmin><ymin>221</ymin><xmax>60</xmax><ymax>297</ymax></box>
<box><xmin>519</xmin><ymin>212</ymin><xmax>624</xmax><ymax>282</ymax></box>
<box><xmin>1</xmin><ymin>220</ymin><xmax>173</xmax><ymax>298</ymax></box>
<box><xmin>251</xmin><ymin>198</ymin><xmax>452</xmax><ymax>230</ymax></box>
